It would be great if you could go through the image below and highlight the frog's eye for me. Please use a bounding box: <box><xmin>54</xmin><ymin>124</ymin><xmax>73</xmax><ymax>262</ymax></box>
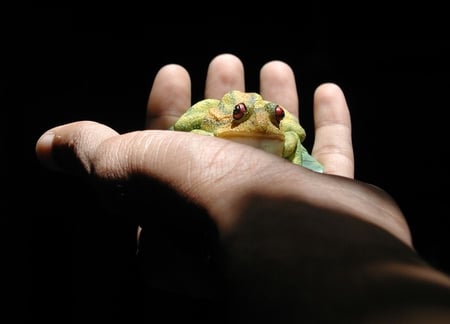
<box><xmin>233</xmin><ymin>103</ymin><xmax>247</xmax><ymax>120</ymax></box>
<box><xmin>275</xmin><ymin>105</ymin><xmax>285</xmax><ymax>122</ymax></box>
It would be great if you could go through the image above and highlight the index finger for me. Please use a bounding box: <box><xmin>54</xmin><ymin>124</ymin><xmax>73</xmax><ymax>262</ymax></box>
<box><xmin>146</xmin><ymin>64</ymin><xmax>192</xmax><ymax>130</ymax></box>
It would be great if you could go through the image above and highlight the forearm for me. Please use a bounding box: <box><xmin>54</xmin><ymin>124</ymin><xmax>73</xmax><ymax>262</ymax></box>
<box><xmin>220</xmin><ymin>196</ymin><xmax>450</xmax><ymax>323</ymax></box>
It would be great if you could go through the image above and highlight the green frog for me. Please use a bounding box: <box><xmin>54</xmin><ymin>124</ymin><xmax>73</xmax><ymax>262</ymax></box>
<box><xmin>171</xmin><ymin>90</ymin><xmax>323</xmax><ymax>172</ymax></box>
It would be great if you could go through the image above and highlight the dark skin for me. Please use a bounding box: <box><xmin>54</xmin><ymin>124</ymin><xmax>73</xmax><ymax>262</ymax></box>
<box><xmin>36</xmin><ymin>54</ymin><xmax>450</xmax><ymax>323</ymax></box>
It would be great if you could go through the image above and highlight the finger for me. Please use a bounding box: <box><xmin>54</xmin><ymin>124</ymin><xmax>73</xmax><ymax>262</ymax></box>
<box><xmin>35</xmin><ymin>121</ymin><xmax>119</xmax><ymax>174</ymax></box>
<box><xmin>259</xmin><ymin>60</ymin><xmax>299</xmax><ymax>118</ymax></box>
<box><xmin>204</xmin><ymin>53</ymin><xmax>245</xmax><ymax>99</ymax></box>
<box><xmin>312</xmin><ymin>83</ymin><xmax>354</xmax><ymax>178</ymax></box>
<box><xmin>146</xmin><ymin>64</ymin><xmax>191</xmax><ymax>130</ymax></box>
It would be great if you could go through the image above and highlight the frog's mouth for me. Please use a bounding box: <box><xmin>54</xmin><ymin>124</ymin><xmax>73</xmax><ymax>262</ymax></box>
<box><xmin>218</xmin><ymin>133</ymin><xmax>284</xmax><ymax>157</ymax></box>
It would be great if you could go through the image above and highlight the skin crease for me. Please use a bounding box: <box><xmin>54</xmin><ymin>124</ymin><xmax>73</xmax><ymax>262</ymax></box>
<box><xmin>35</xmin><ymin>53</ymin><xmax>450</xmax><ymax>322</ymax></box>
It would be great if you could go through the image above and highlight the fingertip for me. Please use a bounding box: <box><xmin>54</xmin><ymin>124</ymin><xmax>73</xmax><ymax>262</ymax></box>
<box><xmin>209</xmin><ymin>53</ymin><xmax>243</xmax><ymax>67</ymax></box>
<box><xmin>35</xmin><ymin>131</ymin><xmax>61</xmax><ymax>171</ymax></box>
<box><xmin>314</xmin><ymin>83</ymin><xmax>345</xmax><ymax>101</ymax></box>
<box><xmin>260</xmin><ymin>60</ymin><xmax>293</xmax><ymax>78</ymax></box>
<box><xmin>35</xmin><ymin>121</ymin><xmax>119</xmax><ymax>175</ymax></box>
<box><xmin>154</xmin><ymin>63</ymin><xmax>190</xmax><ymax>80</ymax></box>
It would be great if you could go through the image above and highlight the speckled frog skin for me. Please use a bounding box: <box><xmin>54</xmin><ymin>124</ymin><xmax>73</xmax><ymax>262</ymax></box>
<box><xmin>171</xmin><ymin>90</ymin><xmax>323</xmax><ymax>172</ymax></box>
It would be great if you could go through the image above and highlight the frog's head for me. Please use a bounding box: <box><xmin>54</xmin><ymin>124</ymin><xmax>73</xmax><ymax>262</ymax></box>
<box><xmin>211</xmin><ymin>91</ymin><xmax>290</xmax><ymax>156</ymax></box>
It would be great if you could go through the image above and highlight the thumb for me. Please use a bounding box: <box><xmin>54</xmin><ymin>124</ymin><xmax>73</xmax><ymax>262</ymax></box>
<box><xmin>35</xmin><ymin>120</ymin><xmax>119</xmax><ymax>175</ymax></box>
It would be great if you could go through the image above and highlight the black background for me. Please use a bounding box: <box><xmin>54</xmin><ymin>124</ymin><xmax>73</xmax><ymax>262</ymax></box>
<box><xmin>5</xmin><ymin>4</ymin><xmax>450</xmax><ymax>323</ymax></box>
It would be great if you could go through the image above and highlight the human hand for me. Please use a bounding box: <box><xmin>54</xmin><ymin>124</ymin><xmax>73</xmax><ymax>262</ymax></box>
<box><xmin>35</xmin><ymin>53</ymin><xmax>411</xmax><ymax>246</ymax></box>
<box><xmin>35</xmin><ymin>53</ymin><xmax>450</xmax><ymax>323</ymax></box>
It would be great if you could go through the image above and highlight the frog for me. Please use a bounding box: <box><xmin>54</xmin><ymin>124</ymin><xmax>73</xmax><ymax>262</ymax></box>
<box><xmin>170</xmin><ymin>90</ymin><xmax>323</xmax><ymax>173</ymax></box>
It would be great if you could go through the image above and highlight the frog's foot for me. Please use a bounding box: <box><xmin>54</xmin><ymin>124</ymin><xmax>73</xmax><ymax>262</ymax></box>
<box><xmin>300</xmin><ymin>149</ymin><xmax>324</xmax><ymax>173</ymax></box>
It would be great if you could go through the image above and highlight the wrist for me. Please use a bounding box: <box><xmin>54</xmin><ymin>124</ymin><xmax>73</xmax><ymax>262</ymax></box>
<box><xmin>219</xmin><ymin>197</ymin><xmax>450</xmax><ymax>322</ymax></box>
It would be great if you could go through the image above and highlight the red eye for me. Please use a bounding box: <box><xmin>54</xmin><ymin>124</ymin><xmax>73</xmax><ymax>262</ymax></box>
<box><xmin>233</xmin><ymin>102</ymin><xmax>247</xmax><ymax>120</ymax></box>
<box><xmin>275</xmin><ymin>105</ymin><xmax>285</xmax><ymax>122</ymax></box>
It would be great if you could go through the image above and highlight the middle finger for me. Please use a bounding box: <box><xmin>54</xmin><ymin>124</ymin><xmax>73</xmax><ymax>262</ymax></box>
<box><xmin>204</xmin><ymin>53</ymin><xmax>246</xmax><ymax>99</ymax></box>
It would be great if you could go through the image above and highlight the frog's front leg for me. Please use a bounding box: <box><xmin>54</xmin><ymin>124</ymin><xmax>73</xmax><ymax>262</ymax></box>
<box><xmin>283</xmin><ymin>131</ymin><xmax>301</xmax><ymax>163</ymax></box>
<box><xmin>284</xmin><ymin>131</ymin><xmax>324</xmax><ymax>172</ymax></box>
<box><xmin>299</xmin><ymin>145</ymin><xmax>324</xmax><ymax>173</ymax></box>
<box><xmin>191</xmin><ymin>129</ymin><xmax>214</xmax><ymax>136</ymax></box>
